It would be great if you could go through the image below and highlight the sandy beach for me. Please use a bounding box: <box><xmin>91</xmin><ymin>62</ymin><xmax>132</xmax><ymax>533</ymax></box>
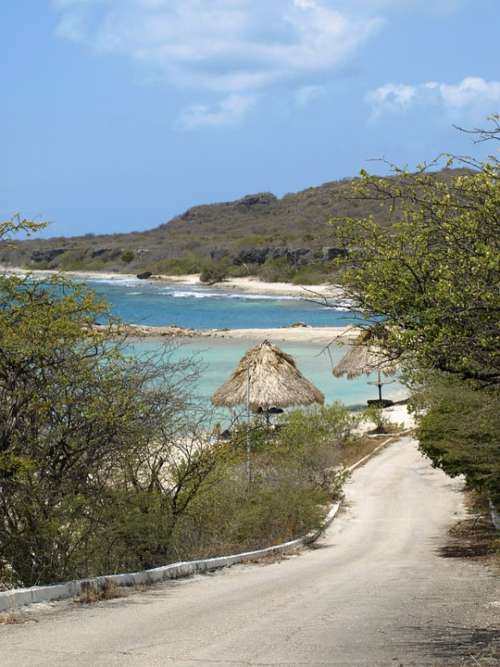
<box><xmin>0</xmin><ymin>266</ymin><xmax>342</xmax><ymax>299</ymax></box>
<box><xmin>108</xmin><ymin>322</ymin><xmax>360</xmax><ymax>345</ymax></box>
<box><xmin>155</xmin><ymin>274</ymin><xmax>342</xmax><ymax>299</ymax></box>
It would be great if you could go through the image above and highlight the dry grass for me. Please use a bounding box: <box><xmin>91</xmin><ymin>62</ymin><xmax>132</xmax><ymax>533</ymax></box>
<box><xmin>339</xmin><ymin>433</ymin><xmax>400</xmax><ymax>469</ymax></box>
<box><xmin>243</xmin><ymin>548</ymin><xmax>302</xmax><ymax>566</ymax></box>
<box><xmin>76</xmin><ymin>578</ymin><xmax>126</xmax><ymax>604</ymax></box>
<box><xmin>0</xmin><ymin>610</ymin><xmax>34</xmax><ymax>625</ymax></box>
<box><xmin>440</xmin><ymin>492</ymin><xmax>500</xmax><ymax>571</ymax></box>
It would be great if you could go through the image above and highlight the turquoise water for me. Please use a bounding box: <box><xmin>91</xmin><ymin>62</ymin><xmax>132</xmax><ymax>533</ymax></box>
<box><xmin>85</xmin><ymin>279</ymin><xmax>361</xmax><ymax>329</ymax></box>
<box><xmin>81</xmin><ymin>278</ymin><xmax>400</xmax><ymax>409</ymax></box>
<box><xmin>129</xmin><ymin>338</ymin><xmax>403</xmax><ymax>411</ymax></box>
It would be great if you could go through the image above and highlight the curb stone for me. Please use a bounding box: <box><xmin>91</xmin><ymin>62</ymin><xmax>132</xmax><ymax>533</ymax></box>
<box><xmin>0</xmin><ymin>432</ymin><xmax>409</xmax><ymax>613</ymax></box>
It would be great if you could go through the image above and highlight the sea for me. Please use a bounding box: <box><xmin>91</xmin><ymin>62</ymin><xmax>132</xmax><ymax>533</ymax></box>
<box><xmin>83</xmin><ymin>277</ymin><xmax>403</xmax><ymax>409</ymax></box>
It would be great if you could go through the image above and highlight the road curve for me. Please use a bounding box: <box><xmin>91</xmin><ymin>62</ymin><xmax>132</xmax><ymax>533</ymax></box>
<box><xmin>1</xmin><ymin>437</ymin><xmax>498</xmax><ymax>666</ymax></box>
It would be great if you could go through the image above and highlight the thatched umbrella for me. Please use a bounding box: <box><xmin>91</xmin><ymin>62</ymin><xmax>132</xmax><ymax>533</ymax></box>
<box><xmin>332</xmin><ymin>330</ymin><xmax>397</xmax><ymax>402</ymax></box>
<box><xmin>212</xmin><ymin>340</ymin><xmax>325</xmax><ymax>413</ymax></box>
<box><xmin>212</xmin><ymin>340</ymin><xmax>324</xmax><ymax>481</ymax></box>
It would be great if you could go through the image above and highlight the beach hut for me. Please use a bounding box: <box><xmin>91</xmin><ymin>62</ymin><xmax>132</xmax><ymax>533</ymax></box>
<box><xmin>332</xmin><ymin>330</ymin><xmax>397</xmax><ymax>403</ymax></box>
<box><xmin>211</xmin><ymin>340</ymin><xmax>325</xmax><ymax>414</ymax></box>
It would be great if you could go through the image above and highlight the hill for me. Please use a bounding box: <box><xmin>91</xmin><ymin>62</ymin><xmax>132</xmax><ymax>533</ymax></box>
<box><xmin>0</xmin><ymin>168</ymin><xmax>469</xmax><ymax>284</ymax></box>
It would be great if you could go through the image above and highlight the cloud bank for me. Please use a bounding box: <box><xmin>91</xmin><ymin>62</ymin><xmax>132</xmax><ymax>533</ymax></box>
<box><xmin>367</xmin><ymin>77</ymin><xmax>500</xmax><ymax>120</ymax></box>
<box><xmin>52</xmin><ymin>0</ymin><xmax>382</xmax><ymax>127</ymax></box>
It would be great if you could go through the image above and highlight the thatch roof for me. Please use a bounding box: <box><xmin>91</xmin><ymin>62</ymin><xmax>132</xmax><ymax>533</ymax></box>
<box><xmin>211</xmin><ymin>340</ymin><xmax>324</xmax><ymax>411</ymax></box>
<box><xmin>332</xmin><ymin>330</ymin><xmax>397</xmax><ymax>379</ymax></box>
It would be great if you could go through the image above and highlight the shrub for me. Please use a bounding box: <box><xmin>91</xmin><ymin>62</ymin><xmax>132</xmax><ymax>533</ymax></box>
<box><xmin>121</xmin><ymin>250</ymin><xmax>135</xmax><ymax>263</ymax></box>
<box><xmin>257</xmin><ymin>257</ymin><xmax>294</xmax><ymax>282</ymax></box>
<box><xmin>362</xmin><ymin>405</ymin><xmax>401</xmax><ymax>435</ymax></box>
<box><xmin>200</xmin><ymin>261</ymin><xmax>229</xmax><ymax>284</ymax></box>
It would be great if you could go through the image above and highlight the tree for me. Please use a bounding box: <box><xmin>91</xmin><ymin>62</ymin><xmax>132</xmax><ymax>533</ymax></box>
<box><xmin>410</xmin><ymin>373</ymin><xmax>500</xmax><ymax>508</ymax></box>
<box><xmin>121</xmin><ymin>249</ymin><xmax>135</xmax><ymax>263</ymax></box>
<box><xmin>330</xmin><ymin>116</ymin><xmax>500</xmax><ymax>511</ymax></box>
<box><xmin>0</xmin><ymin>220</ymin><xmax>221</xmax><ymax>585</ymax></box>
<box><xmin>331</xmin><ymin>146</ymin><xmax>499</xmax><ymax>386</ymax></box>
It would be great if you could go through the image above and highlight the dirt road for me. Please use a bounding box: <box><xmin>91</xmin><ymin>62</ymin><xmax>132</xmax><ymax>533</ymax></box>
<box><xmin>1</xmin><ymin>437</ymin><xmax>498</xmax><ymax>665</ymax></box>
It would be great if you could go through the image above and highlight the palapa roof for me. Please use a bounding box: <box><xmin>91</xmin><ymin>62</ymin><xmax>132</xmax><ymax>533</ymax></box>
<box><xmin>211</xmin><ymin>340</ymin><xmax>324</xmax><ymax>411</ymax></box>
<box><xmin>332</xmin><ymin>329</ymin><xmax>397</xmax><ymax>379</ymax></box>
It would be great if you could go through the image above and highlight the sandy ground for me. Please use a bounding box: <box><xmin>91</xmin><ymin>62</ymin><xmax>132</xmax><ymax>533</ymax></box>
<box><xmin>210</xmin><ymin>325</ymin><xmax>357</xmax><ymax>344</ymax></box>
<box><xmin>118</xmin><ymin>323</ymin><xmax>360</xmax><ymax>344</ymax></box>
<box><xmin>2</xmin><ymin>436</ymin><xmax>497</xmax><ymax>666</ymax></box>
<box><xmin>0</xmin><ymin>266</ymin><xmax>340</xmax><ymax>299</ymax></box>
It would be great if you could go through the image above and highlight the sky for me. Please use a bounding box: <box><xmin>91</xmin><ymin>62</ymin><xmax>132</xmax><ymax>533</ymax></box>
<box><xmin>1</xmin><ymin>0</ymin><xmax>499</xmax><ymax>237</ymax></box>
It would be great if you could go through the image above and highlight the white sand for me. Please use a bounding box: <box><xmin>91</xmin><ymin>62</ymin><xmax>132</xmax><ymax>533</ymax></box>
<box><xmin>111</xmin><ymin>323</ymin><xmax>360</xmax><ymax>344</ymax></box>
<box><xmin>0</xmin><ymin>266</ymin><xmax>140</xmax><ymax>282</ymax></box>
<box><xmin>210</xmin><ymin>326</ymin><xmax>358</xmax><ymax>344</ymax></box>
<box><xmin>155</xmin><ymin>274</ymin><xmax>342</xmax><ymax>298</ymax></box>
<box><xmin>383</xmin><ymin>403</ymin><xmax>415</xmax><ymax>430</ymax></box>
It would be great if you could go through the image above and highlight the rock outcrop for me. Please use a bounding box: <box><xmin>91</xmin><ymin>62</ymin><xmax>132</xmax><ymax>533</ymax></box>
<box><xmin>30</xmin><ymin>248</ymin><xmax>66</xmax><ymax>263</ymax></box>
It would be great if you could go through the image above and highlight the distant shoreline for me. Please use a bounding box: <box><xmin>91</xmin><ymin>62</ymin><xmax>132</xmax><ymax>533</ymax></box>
<box><xmin>0</xmin><ymin>266</ymin><xmax>343</xmax><ymax>300</ymax></box>
<box><xmin>98</xmin><ymin>323</ymin><xmax>359</xmax><ymax>345</ymax></box>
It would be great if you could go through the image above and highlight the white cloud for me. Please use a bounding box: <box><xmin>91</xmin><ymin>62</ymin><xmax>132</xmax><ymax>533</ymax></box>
<box><xmin>435</xmin><ymin>78</ymin><xmax>500</xmax><ymax>109</ymax></box>
<box><xmin>294</xmin><ymin>84</ymin><xmax>327</xmax><ymax>108</ymax></box>
<box><xmin>366</xmin><ymin>83</ymin><xmax>416</xmax><ymax>118</ymax></box>
<box><xmin>178</xmin><ymin>94</ymin><xmax>256</xmax><ymax>129</ymax></box>
<box><xmin>367</xmin><ymin>77</ymin><xmax>500</xmax><ymax>120</ymax></box>
<box><xmin>52</xmin><ymin>0</ymin><xmax>382</xmax><ymax>127</ymax></box>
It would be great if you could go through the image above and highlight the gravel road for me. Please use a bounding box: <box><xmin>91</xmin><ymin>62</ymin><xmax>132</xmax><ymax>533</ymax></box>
<box><xmin>1</xmin><ymin>436</ymin><xmax>498</xmax><ymax>666</ymax></box>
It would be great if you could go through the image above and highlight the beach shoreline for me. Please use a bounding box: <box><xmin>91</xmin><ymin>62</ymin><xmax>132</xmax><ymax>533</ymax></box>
<box><xmin>0</xmin><ymin>266</ymin><xmax>342</xmax><ymax>299</ymax></box>
<box><xmin>106</xmin><ymin>323</ymin><xmax>359</xmax><ymax>345</ymax></box>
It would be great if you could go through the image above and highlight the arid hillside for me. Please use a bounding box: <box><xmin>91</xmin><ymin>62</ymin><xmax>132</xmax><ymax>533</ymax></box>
<box><xmin>0</xmin><ymin>168</ymin><xmax>469</xmax><ymax>283</ymax></box>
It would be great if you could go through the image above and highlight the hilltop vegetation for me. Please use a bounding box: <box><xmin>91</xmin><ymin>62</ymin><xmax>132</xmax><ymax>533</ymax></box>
<box><xmin>0</xmin><ymin>168</ymin><xmax>469</xmax><ymax>284</ymax></box>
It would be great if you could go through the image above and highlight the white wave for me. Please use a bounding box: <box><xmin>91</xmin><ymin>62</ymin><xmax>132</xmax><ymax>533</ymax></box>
<box><xmin>170</xmin><ymin>290</ymin><xmax>220</xmax><ymax>299</ymax></box>
<box><xmin>166</xmin><ymin>289</ymin><xmax>300</xmax><ymax>302</ymax></box>
<box><xmin>86</xmin><ymin>278</ymin><xmax>142</xmax><ymax>288</ymax></box>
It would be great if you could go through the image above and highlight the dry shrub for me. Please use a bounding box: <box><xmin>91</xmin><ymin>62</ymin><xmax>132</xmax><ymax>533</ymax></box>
<box><xmin>77</xmin><ymin>578</ymin><xmax>125</xmax><ymax>604</ymax></box>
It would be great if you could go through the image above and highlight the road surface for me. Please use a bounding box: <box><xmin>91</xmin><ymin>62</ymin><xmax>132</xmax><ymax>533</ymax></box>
<box><xmin>1</xmin><ymin>437</ymin><xmax>498</xmax><ymax>666</ymax></box>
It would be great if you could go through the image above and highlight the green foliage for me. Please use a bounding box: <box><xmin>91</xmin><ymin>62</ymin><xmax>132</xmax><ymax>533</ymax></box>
<box><xmin>412</xmin><ymin>374</ymin><xmax>500</xmax><ymax>508</ymax></box>
<box><xmin>151</xmin><ymin>254</ymin><xmax>204</xmax><ymax>275</ymax></box>
<box><xmin>121</xmin><ymin>249</ymin><xmax>135</xmax><ymax>263</ymax></box>
<box><xmin>0</xmin><ymin>214</ymin><xmax>47</xmax><ymax>241</ymax></box>
<box><xmin>0</xmin><ymin>267</ymin><xmax>223</xmax><ymax>585</ymax></box>
<box><xmin>0</xmin><ymin>227</ymin><xmax>348</xmax><ymax>586</ymax></box>
<box><xmin>332</xmin><ymin>157</ymin><xmax>500</xmax><ymax>385</ymax></box>
<box><xmin>235</xmin><ymin>234</ymin><xmax>275</xmax><ymax>249</ymax></box>
<box><xmin>362</xmin><ymin>405</ymin><xmax>400</xmax><ymax>434</ymax></box>
<box><xmin>272</xmin><ymin>404</ymin><xmax>359</xmax><ymax>493</ymax></box>
<box><xmin>199</xmin><ymin>260</ymin><xmax>229</xmax><ymax>284</ymax></box>
<box><xmin>290</xmin><ymin>263</ymin><xmax>333</xmax><ymax>285</ymax></box>
<box><xmin>257</xmin><ymin>257</ymin><xmax>294</xmax><ymax>282</ymax></box>
<box><xmin>332</xmin><ymin>118</ymin><xmax>500</xmax><ymax>515</ymax></box>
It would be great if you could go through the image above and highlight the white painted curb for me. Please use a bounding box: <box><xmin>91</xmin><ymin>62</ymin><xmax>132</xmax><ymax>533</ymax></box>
<box><xmin>0</xmin><ymin>433</ymin><xmax>406</xmax><ymax>613</ymax></box>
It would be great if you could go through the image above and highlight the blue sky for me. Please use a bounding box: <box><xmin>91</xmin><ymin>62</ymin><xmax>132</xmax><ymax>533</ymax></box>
<box><xmin>2</xmin><ymin>0</ymin><xmax>499</xmax><ymax>237</ymax></box>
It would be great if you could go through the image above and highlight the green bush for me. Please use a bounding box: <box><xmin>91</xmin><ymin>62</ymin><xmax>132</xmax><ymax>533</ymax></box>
<box><xmin>199</xmin><ymin>260</ymin><xmax>229</xmax><ymax>284</ymax></box>
<box><xmin>290</xmin><ymin>264</ymin><xmax>331</xmax><ymax>285</ymax></box>
<box><xmin>121</xmin><ymin>250</ymin><xmax>135</xmax><ymax>263</ymax></box>
<box><xmin>235</xmin><ymin>234</ymin><xmax>275</xmax><ymax>249</ymax></box>
<box><xmin>257</xmin><ymin>257</ymin><xmax>294</xmax><ymax>282</ymax></box>
<box><xmin>413</xmin><ymin>374</ymin><xmax>500</xmax><ymax>509</ymax></box>
<box><xmin>152</xmin><ymin>254</ymin><xmax>205</xmax><ymax>275</ymax></box>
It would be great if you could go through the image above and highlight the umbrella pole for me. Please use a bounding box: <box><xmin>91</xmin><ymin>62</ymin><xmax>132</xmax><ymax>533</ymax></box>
<box><xmin>246</xmin><ymin>368</ymin><xmax>251</xmax><ymax>482</ymax></box>
<box><xmin>377</xmin><ymin>369</ymin><xmax>383</xmax><ymax>401</ymax></box>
